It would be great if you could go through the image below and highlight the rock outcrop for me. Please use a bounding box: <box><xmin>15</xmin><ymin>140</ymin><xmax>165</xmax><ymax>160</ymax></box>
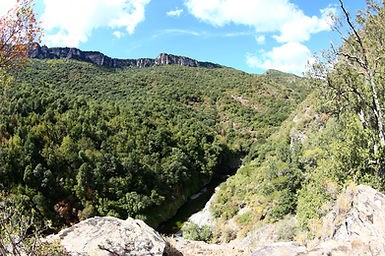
<box><xmin>187</xmin><ymin>187</ymin><xmax>217</xmax><ymax>228</ymax></box>
<box><xmin>47</xmin><ymin>216</ymin><xmax>167</xmax><ymax>256</ymax></box>
<box><xmin>321</xmin><ymin>184</ymin><xmax>385</xmax><ymax>254</ymax></box>
<box><xmin>28</xmin><ymin>44</ymin><xmax>222</xmax><ymax>69</ymax></box>
<box><xmin>252</xmin><ymin>184</ymin><xmax>385</xmax><ymax>256</ymax></box>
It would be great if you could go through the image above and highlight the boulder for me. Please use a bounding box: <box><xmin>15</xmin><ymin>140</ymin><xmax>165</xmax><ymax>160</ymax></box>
<box><xmin>321</xmin><ymin>184</ymin><xmax>385</xmax><ymax>253</ymax></box>
<box><xmin>47</xmin><ymin>216</ymin><xmax>166</xmax><ymax>256</ymax></box>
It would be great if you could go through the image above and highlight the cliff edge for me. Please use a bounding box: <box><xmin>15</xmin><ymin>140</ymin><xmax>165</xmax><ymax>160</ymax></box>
<box><xmin>28</xmin><ymin>44</ymin><xmax>222</xmax><ymax>69</ymax></box>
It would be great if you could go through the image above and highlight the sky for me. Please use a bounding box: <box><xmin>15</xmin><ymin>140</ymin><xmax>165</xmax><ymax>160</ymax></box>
<box><xmin>0</xmin><ymin>0</ymin><xmax>367</xmax><ymax>75</ymax></box>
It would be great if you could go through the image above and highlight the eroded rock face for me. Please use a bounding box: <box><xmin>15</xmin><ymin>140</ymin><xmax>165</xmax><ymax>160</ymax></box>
<box><xmin>251</xmin><ymin>184</ymin><xmax>385</xmax><ymax>256</ymax></box>
<box><xmin>187</xmin><ymin>187</ymin><xmax>216</xmax><ymax>228</ymax></box>
<box><xmin>47</xmin><ymin>216</ymin><xmax>166</xmax><ymax>256</ymax></box>
<box><xmin>321</xmin><ymin>184</ymin><xmax>385</xmax><ymax>254</ymax></box>
<box><xmin>28</xmin><ymin>44</ymin><xmax>222</xmax><ymax>69</ymax></box>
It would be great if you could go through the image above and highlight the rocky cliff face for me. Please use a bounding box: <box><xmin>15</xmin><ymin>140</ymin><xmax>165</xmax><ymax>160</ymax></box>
<box><xmin>252</xmin><ymin>184</ymin><xmax>385</xmax><ymax>256</ymax></box>
<box><xmin>28</xmin><ymin>44</ymin><xmax>222</xmax><ymax>69</ymax></box>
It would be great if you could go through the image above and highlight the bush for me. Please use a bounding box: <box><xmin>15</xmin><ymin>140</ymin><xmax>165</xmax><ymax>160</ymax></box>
<box><xmin>0</xmin><ymin>193</ymin><xmax>66</xmax><ymax>255</ymax></box>
<box><xmin>181</xmin><ymin>222</ymin><xmax>213</xmax><ymax>242</ymax></box>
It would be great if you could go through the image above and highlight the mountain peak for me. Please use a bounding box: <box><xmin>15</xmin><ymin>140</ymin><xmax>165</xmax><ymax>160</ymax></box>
<box><xmin>28</xmin><ymin>44</ymin><xmax>222</xmax><ymax>69</ymax></box>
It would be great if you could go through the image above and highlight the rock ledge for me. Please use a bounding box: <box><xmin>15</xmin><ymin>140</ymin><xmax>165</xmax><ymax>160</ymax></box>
<box><xmin>29</xmin><ymin>44</ymin><xmax>222</xmax><ymax>69</ymax></box>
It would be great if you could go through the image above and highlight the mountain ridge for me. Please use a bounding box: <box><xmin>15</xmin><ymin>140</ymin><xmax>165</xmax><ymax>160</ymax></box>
<box><xmin>28</xmin><ymin>44</ymin><xmax>222</xmax><ymax>69</ymax></box>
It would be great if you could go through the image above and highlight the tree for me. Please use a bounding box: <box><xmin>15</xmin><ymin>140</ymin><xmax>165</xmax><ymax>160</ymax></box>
<box><xmin>0</xmin><ymin>193</ymin><xmax>65</xmax><ymax>255</ymax></box>
<box><xmin>310</xmin><ymin>0</ymin><xmax>385</xmax><ymax>156</ymax></box>
<box><xmin>0</xmin><ymin>0</ymin><xmax>42</xmax><ymax>71</ymax></box>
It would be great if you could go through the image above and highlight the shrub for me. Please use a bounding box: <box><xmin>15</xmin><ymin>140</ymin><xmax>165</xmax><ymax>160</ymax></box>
<box><xmin>0</xmin><ymin>193</ymin><xmax>66</xmax><ymax>255</ymax></box>
<box><xmin>181</xmin><ymin>222</ymin><xmax>213</xmax><ymax>242</ymax></box>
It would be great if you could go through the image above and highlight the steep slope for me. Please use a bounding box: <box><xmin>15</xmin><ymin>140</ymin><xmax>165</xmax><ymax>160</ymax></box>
<box><xmin>0</xmin><ymin>58</ymin><xmax>309</xmax><ymax>229</ymax></box>
<box><xmin>205</xmin><ymin>90</ymin><xmax>383</xmax><ymax>245</ymax></box>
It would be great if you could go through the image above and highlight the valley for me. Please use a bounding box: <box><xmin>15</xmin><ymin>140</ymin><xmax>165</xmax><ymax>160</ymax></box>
<box><xmin>0</xmin><ymin>56</ymin><xmax>309</xmax><ymax>231</ymax></box>
<box><xmin>3</xmin><ymin>0</ymin><xmax>385</xmax><ymax>255</ymax></box>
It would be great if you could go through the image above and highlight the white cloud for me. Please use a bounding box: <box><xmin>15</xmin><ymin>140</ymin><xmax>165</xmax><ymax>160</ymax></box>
<box><xmin>0</xmin><ymin>0</ymin><xmax>16</xmax><ymax>16</ymax></box>
<box><xmin>41</xmin><ymin>0</ymin><xmax>151</xmax><ymax>47</ymax></box>
<box><xmin>184</xmin><ymin>0</ymin><xmax>334</xmax><ymax>43</ymax></box>
<box><xmin>113</xmin><ymin>31</ymin><xmax>124</xmax><ymax>39</ymax></box>
<box><xmin>273</xmin><ymin>7</ymin><xmax>335</xmax><ymax>43</ymax></box>
<box><xmin>255</xmin><ymin>35</ymin><xmax>265</xmax><ymax>45</ymax></box>
<box><xmin>224</xmin><ymin>31</ymin><xmax>254</xmax><ymax>37</ymax></box>
<box><xmin>185</xmin><ymin>0</ymin><xmax>335</xmax><ymax>74</ymax></box>
<box><xmin>246</xmin><ymin>42</ymin><xmax>313</xmax><ymax>75</ymax></box>
<box><xmin>159</xmin><ymin>29</ymin><xmax>203</xmax><ymax>37</ymax></box>
<box><xmin>167</xmin><ymin>8</ymin><xmax>183</xmax><ymax>17</ymax></box>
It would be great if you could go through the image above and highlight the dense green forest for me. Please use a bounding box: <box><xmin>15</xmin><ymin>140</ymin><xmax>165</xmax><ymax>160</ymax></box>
<box><xmin>0</xmin><ymin>59</ymin><xmax>309</xmax><ymax>228</ymax></box>
<box><xmin>3</xmin><ymin>0</ymin><xmax>385</xmax><ymax>254</ymax></box>
<box><xmin>206</xmin><ymin>0</ymin><xmax>385</xmax><ymax>242</ymax></box>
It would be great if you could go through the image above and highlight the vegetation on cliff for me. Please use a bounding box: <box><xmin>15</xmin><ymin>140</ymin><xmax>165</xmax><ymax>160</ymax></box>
<box><xmin>209</xmin><ymin>0</ymin><xmax>385</xmax><ymax>242</ymax></box>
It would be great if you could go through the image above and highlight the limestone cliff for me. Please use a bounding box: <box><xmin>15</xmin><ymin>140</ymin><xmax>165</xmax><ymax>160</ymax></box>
<box><xmin>28</xmin><ymin>44</ymin><xmax>222</xmax><ymax>69</ymax></box>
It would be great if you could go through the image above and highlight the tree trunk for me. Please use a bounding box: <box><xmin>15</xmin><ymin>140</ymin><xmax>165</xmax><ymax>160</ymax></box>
<box><xmin>368</xmin><ymin>73</ymin><xmax>385</xmax><ymax>148</ymax></box>
<box><xmin>358</xmin><ymin>109</ymin><xmax>368</xmax><ymax>129</ymax></box>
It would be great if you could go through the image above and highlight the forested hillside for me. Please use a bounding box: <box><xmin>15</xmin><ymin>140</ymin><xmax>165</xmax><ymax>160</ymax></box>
<box><xmin>0</xmin><ymin>59</ymin><xmax>309</xmax><ymax>228</ymax></box>
<box><xmin>204</xmin><ymin>0</ymin><xmax>385</xmax><ymax>243</ymax></box>
<box><xmin>4</xmin><ymin>0</ymin><xmax>385</xmax><ymax>255</ymax></box>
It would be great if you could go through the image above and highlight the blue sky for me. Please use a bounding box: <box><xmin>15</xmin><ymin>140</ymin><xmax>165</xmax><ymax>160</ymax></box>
<box><xmin>0</xmin><ymin>0</ymin><xmax>366</xmax><ymax>75</ymax></box>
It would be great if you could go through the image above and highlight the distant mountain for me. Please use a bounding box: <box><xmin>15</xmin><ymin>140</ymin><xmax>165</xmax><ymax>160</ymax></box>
<box><xmin>28</xmin><ymin>44</ymin><xmax>222</xmax><ymax>69</ymax></box>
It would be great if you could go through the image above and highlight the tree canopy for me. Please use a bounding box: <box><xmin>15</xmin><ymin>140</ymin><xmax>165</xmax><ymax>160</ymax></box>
<box><xmin>310</xmin><ymin>0</ymin><xmax>385</xmax><ymax>155</ymax></box>
<box><xmin>0</xmin><ymin>58</ymin><xmax>309</xmax><ymax>228</ymax></box>
<box><xmin>0</xmin><ymin>0</ymin><xmax>42</xmax><ymax>70</ymax></box>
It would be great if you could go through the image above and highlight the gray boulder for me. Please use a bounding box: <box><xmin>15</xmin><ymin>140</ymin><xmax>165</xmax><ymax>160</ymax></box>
<box><xmin>47</xmin><ymin>216</ymin><xmax>166</xmax><ymax>256</ymax></box>
<box><xmin>321</xmin><ymin>184</ymin><xmax>385</xmax><ymax>254</ymax></box>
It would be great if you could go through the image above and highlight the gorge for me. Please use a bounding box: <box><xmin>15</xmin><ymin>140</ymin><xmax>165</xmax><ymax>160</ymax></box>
<box><xmin>1</xmin><ymin>48</ymin><xmax>309</xmax><ymax>236</ymax></box>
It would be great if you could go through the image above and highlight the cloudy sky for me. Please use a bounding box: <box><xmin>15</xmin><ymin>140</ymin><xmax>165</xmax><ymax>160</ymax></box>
<box><xmin>0</xmin><ymin>0</ymin><xmax>365</xmax><ymax>75</ymax></box>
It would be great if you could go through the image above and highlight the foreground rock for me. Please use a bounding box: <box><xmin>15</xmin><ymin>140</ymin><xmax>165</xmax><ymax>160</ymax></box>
<box><xmin>166</xmin><ymin>237</ymin><xmax>250</xmax><ymax>256</ymax></box>
<box><xmin>321</xmin><ymin>184</ymin><xmax>385</xmax><ymax>254</ymax></box>
<box><xmin>47</xmin><ymin>216</ymin><xmax>167</xmax><ymax>256</ymax></box>
<box><xmin>252</xmin><ymin>184</ymin><xmax>385</xmax><ymax>255</ymax></box>
<box><xmin>46</xmin><ymin>184</ymin><xmax>385</xmax><ymax>256</ymax></box>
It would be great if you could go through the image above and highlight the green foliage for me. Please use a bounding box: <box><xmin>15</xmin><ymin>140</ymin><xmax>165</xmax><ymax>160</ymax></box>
<box><xmin>181</xmin><ymin>222</ymin><xmax>213</xmax><ymax>242</ymax></box>
<box><xmin>296</xmin><ymin>112</ymin><xmax>382</xmax><ymax>230</ymax></box>
<box><xmin>211</xmin><ymin>88</ymin><xmax>385</xmax><ymax>239</ymax></box>
<box><xmin>0</xmin><ymin>59</ymin><xmax>309</xmax><ymax>228</ymax></box>
<box><xmin>0</xmin><ymin>193</ymin><xmax>66</xmax><ymax>255</ymax></box>
<box><xmin>211</xmin><ymin>110</ymin><xmax>305</xmax><ymax>225</ymax></box>
<box><xmin>309</xmin><ymin>0</ymin><xmax>385</xmax><ymax>156</ymax></box>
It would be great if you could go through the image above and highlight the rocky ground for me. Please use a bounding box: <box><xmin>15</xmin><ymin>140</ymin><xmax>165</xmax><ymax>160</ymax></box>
<box><xmin>165</xmin><ymin>237</ymin><xmax>250</xmax><ymax>256</ymax></box>
<box><xmin>47</xmin><ymin>184</ymin><xmax>385</xmax><ymax>256</ymax></box>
